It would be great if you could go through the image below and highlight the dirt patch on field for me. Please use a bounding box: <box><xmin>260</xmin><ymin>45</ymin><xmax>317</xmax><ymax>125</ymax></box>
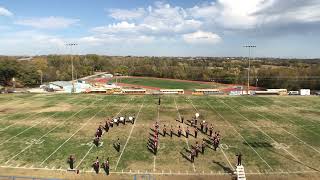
<box><xmin>0</xmin><ymin>108</ymin><xmax>13</xmax><ymax>113</ymax></box>
<box><xmin>31</xmin><ymin>103</ymin><xmax>73</xmax><ymax>113</ymax></box>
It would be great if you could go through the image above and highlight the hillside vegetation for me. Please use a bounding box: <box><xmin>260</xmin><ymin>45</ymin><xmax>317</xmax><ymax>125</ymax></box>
<box><xmin>0</xmin><ymin>55</ymin><xmax>320</xmax><ymax>90</ymax></box>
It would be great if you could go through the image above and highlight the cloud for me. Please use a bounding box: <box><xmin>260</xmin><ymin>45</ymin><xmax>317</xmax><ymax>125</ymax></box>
<box><xmin>0</xmin><ymin>6</ymin><xmax>13</xmax><ymax>16</ymax></box>
<box><xmin>183</xmin><ymin>31</ymin><xmax>221</xmax><ymax>44</ymax></box>
<box><xmin>15</xmin><ymin>16</ymin><xmax>79</xmax><ymax>29</ymax></box>
<box><xmin>95</xmin><ymin>2</ymin><xmax>206</xmax><ymax>42</ymax></box>
<box><xmin>109</xmin><ymin>8</ymin><xmax>145</xmax><ymax>20</ymax></box>
<box><xmin>187</xmin><ymin>0</ymin><xmax>320</xmax><ymax>32</ymax></box>
<box><xmin>92</xmin><ymin>21</ymin><xmax>138</xmax><ymax>34</ymax></box>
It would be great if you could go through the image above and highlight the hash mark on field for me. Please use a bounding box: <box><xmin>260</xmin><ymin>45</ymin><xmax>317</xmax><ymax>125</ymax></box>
<box><xmin>114</xmin><ymin>98</ymin><xmax>145</xmax><ymax>171</ymax></box>
<box><xmin>174</xmin><ymin>97</ymin><xmax>196</xmax><ymax>172</ymax></box>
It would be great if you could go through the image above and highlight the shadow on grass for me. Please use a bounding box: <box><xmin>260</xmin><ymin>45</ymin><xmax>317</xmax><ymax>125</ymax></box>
<box><xmin>212</xmin><ymin>160</ymin><xmax>234</xmax><ymax>174</ymax></box>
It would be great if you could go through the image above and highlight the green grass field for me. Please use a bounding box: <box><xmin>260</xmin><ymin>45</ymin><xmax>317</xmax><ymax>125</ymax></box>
<box><xmin>114</xmin><ymin>77</ymin><xmax>213</xmax><ymax>90</ymax></box>
<box><xmin>0</xmin><ymin>94</ymin><xmax>319</xmax><ymax>179</ymax></box>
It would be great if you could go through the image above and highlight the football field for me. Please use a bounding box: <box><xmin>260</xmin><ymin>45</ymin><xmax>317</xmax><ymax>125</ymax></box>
<box><xmin>0</xmin><ymin>94</ymin><xmax>319</xmax><ymax>179</ymax></box>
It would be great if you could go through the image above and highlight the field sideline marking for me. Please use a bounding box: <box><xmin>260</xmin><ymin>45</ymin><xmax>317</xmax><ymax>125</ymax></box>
<box><xmin>114</xmin><ymin>98</ymin><xmax>145</xmax><ymax>171</ymax></box>
<box><xmin>174</xmin><ymin>97</ymin><xmax>198</xmax><ymax>172</ymax></box>
<box><xmin>218</xmin><ymin>99</ymin><xmax>314</xmax><ymax>171</ymax></box>
<box><xmin>39</xmin><ymin>96</ymin><xmax>114</xmax><ymax>166</ymax></box>
<box><xmin>205</xmin><ymin>101</ymin><xmax>273</xmax><ymax>171</ymax></box>
<box><xmin>0</xmin><ymin>165</ymin><xmax>318</xmax><ymax>176</ymax></box>
<box><xmin>5</xmin><ymin>96</ymin><xmax>103</xmax><ymax>164</ymax></box>
<box><xmin>237</xmin><ymin>98</ymin><xmax>320</xmax><ymax>155</ymax></box>
<box><xmin>75</xmin><ymin>97</ymin><xmax>134</xmax><ymax>169</ymax></box>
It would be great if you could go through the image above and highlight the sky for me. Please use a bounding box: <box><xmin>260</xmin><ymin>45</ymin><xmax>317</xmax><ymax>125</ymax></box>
<box><xmin>0</xmin><ymin>0</ymin><xmax>320</xmax><ymax>58</ymax></box>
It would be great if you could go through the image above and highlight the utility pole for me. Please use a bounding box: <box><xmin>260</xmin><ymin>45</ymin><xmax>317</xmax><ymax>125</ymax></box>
<box><xmin>243</xmin><ymin>45</ymin><xmax>256</xmax><ymax>95</ymax></box>
<box><xmin>66</xmin><ymin>43</ymin><xmax>78</xmax><ymax>94</ymax></box>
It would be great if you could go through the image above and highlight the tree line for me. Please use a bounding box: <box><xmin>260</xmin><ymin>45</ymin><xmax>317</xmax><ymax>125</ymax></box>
<box><xmin>0</xmin><ymin>55</ymin><xmax>319</xmax><ymax>90</ymax></box>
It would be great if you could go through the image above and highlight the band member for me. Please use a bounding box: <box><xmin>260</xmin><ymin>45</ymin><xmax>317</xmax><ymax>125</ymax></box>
<box><xmin>178</xmin><ymin>125</ymin><xmax>182</xmax><ymax>137</ymax></box>
<box><xmin>93</xmin><ymin>136</ymin><xmax>100</xmax><ymax>147</ymax></box>
<box><xmin>236</xmin><ymin>153</ymin><xmax>242</xmax><ymax>166</ymax></box>
<box><xmin>191</xmin><ymin>148</ymin><xmax>196</xmax><ymax>163</ymax></box>
<box><xmin>163</xmin><ymin>125</ymin><xmax>166</xmax><ymax>137</ymax></box>
<box><xmin>201</xmin><ymin>140</ymin><xmax>205</xmax><ymax>154</ymax></box>
<box><xmin>115</xmin><ymin>117</ymin><xmax>119</xmax><ymax>126</ymax></box>
<box><xmin>102</xmin><ymin>158</ymin><xmax>110</xmax><ymax>175</ymax></box>
<box><xmin>116</xmin><ymin>138</ymin><xmax>121</xmax><ymax>152</ymax></box>
<box><xmin>186</xmin><ymin>126</ymin><xmax>190</xmax><ymax>138</ymax></box>
<box><xmin>194</xmin><ymin>117</ymin><xmax>198</xmax><ymax>126</ymax></box>
<box><xmin>195</xmin><ymin>141</ymin><xmax>199</xmax><ymax>157</ymax></box>
<box><xmin>170</xmin><ymin>125</ymin><xmax>173</xmax><ymax>138</ymax></box>
<box><xmin>209</xmin><ymin>124</ymin><xmax>213</xmax><ymax>137</ymax></box>
<box><xmin>190</xmin><ymin>119</ymin><xmax>194</xmax><ymax>127</ymax></box>
<box><xmin>200</xmin><ymin>122</ymin><xmax>204</xmax><ymax>132</ymax></box>
<box><xmin>213</xmin><ymin>137</ymin><xmax>219</xmax><ymax>151</ymax></box>
<box><xmin>154</xmin><ymin>137</ymin><xmax>158</xmax><ymax>155</ymax></box>
<box><xmin>204</xmin><ymin>123</ymin><xmax>208</xmax><ymax>134</ymax></box>
<box><xmin>67</xmin><ymin>155</ymin><xmax>75</xmax><ymax>170</ymax></box>
<box><xmin>181</xmin><ymin>116</ymin><xmax>184</xmax><ymax>123</ymax></box>
<box><xmin>109</xmin><ymin>120</ymin><xmax>114</xmax><ymax>128</ymax></box>
<box><xmin>92</xmin><ymin>157</ymin><xmax>99</xmax><ymax>174</ymax></box>
<box><xmin>132</xmin><ymin>114</ymin><xmax>136</xmax><ymax>124</ymax></box>
<box><xmin>194</xmin><ymin>127</ymin><xmax>198</xmax><ymax>138</ymax></box>
<box><xmin>155</xmin><ymin>122</ymin><xmax>159</xmax><ymax>130</ymax></box>
<box><xmin>104</xmin><ymin>120</ymin><xmax>109</xmax><ymax>132</ymax></box>
<box><xmin>155</xmin><ymin>128</ymin><xmax>159</xmax><ymax>138</ymax></box>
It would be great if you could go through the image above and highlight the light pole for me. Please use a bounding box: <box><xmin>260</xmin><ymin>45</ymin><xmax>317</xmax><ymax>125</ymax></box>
<box><xmin>66</xmin><ymin>43</ymin><xmax>78</xmax><ymax>94</ymax></box>
<box><xmin>243</xmin><ymin>45</ymin><xmax>256</xmax><ymax>95</ymax></box>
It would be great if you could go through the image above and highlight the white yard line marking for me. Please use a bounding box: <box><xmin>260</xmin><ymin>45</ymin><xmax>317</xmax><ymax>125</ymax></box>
<box><xmin>0</xmin><ymin>111</ymin><xmax>44</xmax><ymax>132</ymax></box>
<box><xmin>253</xmin><ymin>97</ymin><xmax>320</xmax><ymax>137</ymax></box>
<box><xmin>0</xmin><ymin>107</ymin><xmax>69</xmax><ymax>145</ymax></box>
<box><xmin>186</xmin><ymin>97</ymin><xmax>198</xmax><ymax>112</ymax></box>
<box><xmin>75</xmin><ymin>97</ymin><xmax>133</xmax><ymax>169</ymax></box>
<box><xmin>174</xmin><ymin>97</ymin><xmax>196</xmax><ymax>172</ymax></box>
<box><xmin>205</xmin><ymin>101</ymin><xmax>273</xmax><ymax>171</ymax></box>
<box><xmin>39</xmin><ymin>96</ymin><xmax>112</xmax><ymax>166</ymax></box>
<box><xmin>187</xmin><ymin>97</ymin><xmax>235</xmax><ymax>171</ymax></box>
<box><xmin>0</xmin><ymin>96</ymin><xmax>78</xmax><ymax>130</ymax></box>
<box><xmin>237</xmin><ymin>98</ymin><xmax>320</xmax><ymax>155</ymax></box>
<box><xmin>114</xmin><ymin>98</ymin><xmax>145</xmax><ymax>171</ymax></box>
<box><xmin>272</xmin><ymin>98</ymin><xmax>320</xmax><ymax>123</ymax></box>
<box><xmin>220</xmin><ymin>99</ymin><xmax>301</xmax><ymax>163</ymax></box>
<box><xmin>4</xmin><ymin>96</ymin><xmax>101</xmax><ymax>164</ymax></box>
